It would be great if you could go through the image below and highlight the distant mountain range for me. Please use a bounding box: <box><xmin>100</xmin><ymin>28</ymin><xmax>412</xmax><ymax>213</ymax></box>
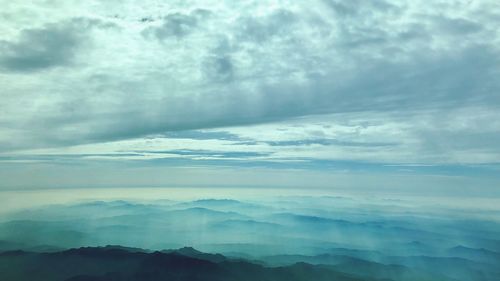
<box><xmin>0</xmin><ymin>245</ymin><xmax>381</xmax><ymax>281</ymax></box>
<box><xmin>1</xmin><ymin>198</ymin><xmax>500</xmax><ymax>281</ymax></box>
<box><xmin>3</xmin><ymin>244</ymin><xmax>499</xmax><ymax>281</ymax></box>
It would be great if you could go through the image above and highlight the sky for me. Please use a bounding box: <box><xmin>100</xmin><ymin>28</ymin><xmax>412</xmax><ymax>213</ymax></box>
<box><xmin>0</xmin><ymin>0</ymin><xmax>499</xmax><ymax>192</ymax></box>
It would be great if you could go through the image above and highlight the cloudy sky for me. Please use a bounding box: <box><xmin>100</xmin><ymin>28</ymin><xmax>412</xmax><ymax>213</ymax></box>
<box><xmin>0</xmin><ymin>0</ymin><xmax>499</xmax><ymax>192</ymax></box>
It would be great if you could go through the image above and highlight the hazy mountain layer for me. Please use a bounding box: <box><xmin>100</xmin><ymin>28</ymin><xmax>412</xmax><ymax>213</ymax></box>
<box><xmin>1</xmin><ymin>195</ymin><xmax>499</xmax><ymax>281</ymax></box>
<box><xmin>0</xmin><ymin>246</ymin><xmax>450</xmax><ymax>281</ymax></box>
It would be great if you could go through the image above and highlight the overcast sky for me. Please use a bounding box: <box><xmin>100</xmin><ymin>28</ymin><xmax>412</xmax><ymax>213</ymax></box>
<box><xmin>0</xmin><ymin>0</ymin><xmax>499</xmax><ymax>192</ymax></box>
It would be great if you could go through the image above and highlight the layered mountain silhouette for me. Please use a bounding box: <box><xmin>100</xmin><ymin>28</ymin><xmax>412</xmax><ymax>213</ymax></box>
<box><xmin>0</xmin><ymin>246</ymin><xmax>379</xmax><ymax>281</ymax></box>
<box><xmin>1</xmin><ymin>198</ymin><xmax>500</xmax><ymax>281</ymax></box>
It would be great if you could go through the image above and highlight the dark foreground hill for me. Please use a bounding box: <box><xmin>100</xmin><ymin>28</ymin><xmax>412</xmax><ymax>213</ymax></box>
<box><xmin>0</xmin><ymin>246</ymin><xmax>383</xmax><ymax>281</ymax></box>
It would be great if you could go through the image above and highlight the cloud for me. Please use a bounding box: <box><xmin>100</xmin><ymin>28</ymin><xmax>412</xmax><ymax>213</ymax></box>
<box><xmin>202</xmin><ymin>54</ymin><xmax>234</xmax><ymax>82</ymax></box>
<box><xmin>432</xmin><ymin>16</ymin><xmax>483</xmax><ymax>35</ymax></box>
<box><xmin>137</xmin><ymin>149</ymin><xmax>270</xmax><ymax>159</ymax></box>
<box><xmin>143</xmin><ymin>9</ymin><xmax>211</xmax><ymax>40</ymax></box>
<box><xmin>0</xmin><ymin>0</ymin><xmax>499</xmax><ymax>182</ymax></box>
<box><xmin>263</xmin><ymin>139</ymin><xmax>397</xmax><ymax>147</ymax></box>
<box><xmin>323</xmin><ymin>0</ymin><xmax>399</xmax><ymax>17</ymax></box>
<box><xmin>0</xmin><ymin>18</ymin><xmax>99</xmax><ymax>72</ymax></box>
<box><xmin>237</xmin><ymin>9</ymin><xmax>298</xmax><ymax>42</ymax></box>
<box><xmin>162</xmin><ymin>130</ymin><xmax>243</xmax><ymax>141</ymax></box>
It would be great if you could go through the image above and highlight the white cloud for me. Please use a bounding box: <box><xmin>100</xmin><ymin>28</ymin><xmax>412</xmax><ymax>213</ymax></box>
<box><xmin>0</xmin><ymin>0</ymin><xmax>499</xmax><ymax>189</ymax></box>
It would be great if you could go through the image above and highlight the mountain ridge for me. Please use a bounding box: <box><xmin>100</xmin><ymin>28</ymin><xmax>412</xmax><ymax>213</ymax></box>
<box><xmin>0</xmin><ymin>245</ymin><xmax>382</xmax><ymax>281</ymax></box>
